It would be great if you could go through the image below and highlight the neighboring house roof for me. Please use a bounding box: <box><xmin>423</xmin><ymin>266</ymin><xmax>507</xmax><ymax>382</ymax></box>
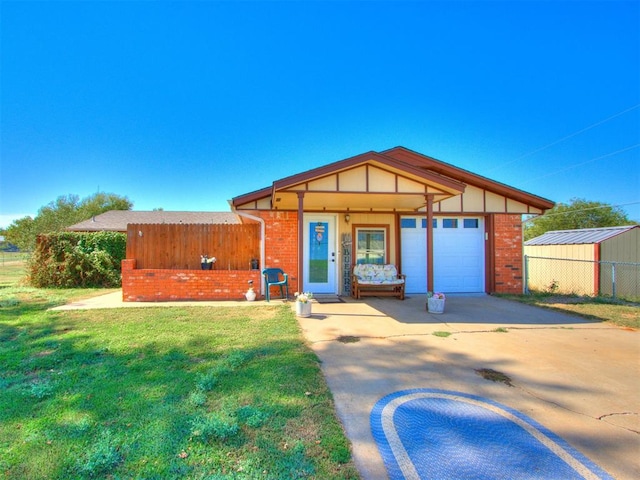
<box><xmin>525</xmin><ymin>225</ymin><xmax>639</xmax><ymax>246</ymax></box>
<box><xmin>231</xmin><ymin>146</ymin><xmax>555</xmax><ymax>213</ymax></box>
<box><xmin>67</xmin><ymin>210</ymin><xmax>242</xmax><ymax>232</ymax></box>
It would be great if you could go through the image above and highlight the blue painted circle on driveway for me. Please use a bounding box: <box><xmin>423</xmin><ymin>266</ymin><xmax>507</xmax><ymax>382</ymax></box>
<box><xmin>371</xmin><ymin>389</ymin><xmax>613</xmax><ymax>479</ymax></box>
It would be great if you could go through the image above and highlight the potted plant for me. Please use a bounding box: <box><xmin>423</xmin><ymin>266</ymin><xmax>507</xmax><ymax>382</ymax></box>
<box><xmin>245</xmin><ymin>280</ymin><xmax>256</xmax><ymax>301</ymax></box>
<box><xmin>427</xmin><ymin>292</ymin><xmax>446</xmax><ymax>314</ymax></box>
<box><xmin>294</xmin><ymin>291</ymin><xmax>313</xmax><ymax>317</ymax></box>
<box><xmin>200</xmin><ymin>255</ymin><xmax>216</xmax><ymax>270</ymax></box>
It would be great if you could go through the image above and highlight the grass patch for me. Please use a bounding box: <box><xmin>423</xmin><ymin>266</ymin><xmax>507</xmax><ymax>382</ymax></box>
<box><xmin>496</xmin><ymin>293</ymin><xmax>640</xmax><ymax>329</ymax></box>
<box><xmin>493</xmin><ymin>327</ymin><xmax>509</xmax><ymax>333</ymax></box>
<box><xmin>432</xmin><ymin>331</ymin><xmax>451</xmax><ymax>338</ymax></box>
<box><xmin>0</xmin><ymin>257</ymin><xmax>28</xmax><ymax>288</ymax></box>
<box><xmin>0</xmin><ymin>284</ymin><xmax>358</xmax><ymax>478</ymax></box>
<box><xmin>0</xmin><ymin>259</ymin><xmax>117</xmax><ymax>307</ymax></box>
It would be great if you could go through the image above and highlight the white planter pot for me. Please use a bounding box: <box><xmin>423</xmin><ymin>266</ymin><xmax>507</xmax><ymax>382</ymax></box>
<box><xmin>295</xmin><ymin>301</ymin><xmax>312</xmax><ymax>317</ymax></box>
<box><xmin>427</xmin><ymin>297</ymin><xmax>445</xmax><ymax>314</ymax></box>
<box><xmin>245</xmin><ymin>290</ymin><xmax>256</xmax><ymax>301</ymax></box>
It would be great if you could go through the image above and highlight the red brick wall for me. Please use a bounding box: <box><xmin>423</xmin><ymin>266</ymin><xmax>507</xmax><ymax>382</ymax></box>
<box><xmin>122</xmin><ymin>259</ymin><xmax>261</xmax><ymax>302</ymax></box>
<box><xmin>123</xmin><ymin>211</ymin><xmax>524</xmax><ymax>298</ymax></box>
<box><xmin>493</xmin><ymin>214</ymin><xmax>523</xmax><ymax>294</ymax></box>
<box><xmin>121</xmin><ymin>211</ymin><xmax>300</xmax><ymax>302</ymax></box>
<box><xmin>255</xmin><ymin>211</ymin><xmax>300</xmax><ymax>296</ymax></box>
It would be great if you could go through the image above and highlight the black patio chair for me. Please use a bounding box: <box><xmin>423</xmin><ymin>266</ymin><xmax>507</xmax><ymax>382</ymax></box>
<box><xmin>262</xmin><ymin>268</ymin><xmax>289</xmax><ymax>302</ymax></box>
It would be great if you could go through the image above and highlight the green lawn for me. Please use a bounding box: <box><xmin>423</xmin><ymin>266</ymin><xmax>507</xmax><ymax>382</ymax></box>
<box><xmin>496</xmin><ymin>293</ymin><xmax>640</xmax><ymax>329</ymax></box>
<box><xmin>0</xmin><ymin>266</ymin><xmax>359</xmax><ymax>479</ymax></box>
<box><xmin>0</xmin><ymin>254</ymin><xmax>29</xmax><ymax>288</ymax></box>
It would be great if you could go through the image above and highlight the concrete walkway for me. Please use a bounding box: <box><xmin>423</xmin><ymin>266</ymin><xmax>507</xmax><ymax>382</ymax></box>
<box><xmin>297</xmin><ymin>295</ymin><xmax>639</xmax><ymax>480</ymax></box>
<box><xmin>54</xmin><ymin>292</ymin><xmax>639</xmax><ymax>479</ymax></box>
<box><xmin>50</xmin><ymin>291</ymin><xmax>277</xmax><ymax>310</ymax></box>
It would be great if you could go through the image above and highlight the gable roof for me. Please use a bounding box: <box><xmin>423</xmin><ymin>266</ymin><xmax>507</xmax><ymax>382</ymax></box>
<box><xmin>275</xmin><ymin>151</ymin><xmax>467</xmax><ymax>210</ymax></box>
<box><xmin>525</xmin><ymin>225</ymin><xmax>639</xmax><ymax>246</ymax></box>
<box><xmin>231</xmin><ymin>146</ymin><xmax>555</xmax><ymax>213</ymax></box>
<box><xmin>67</xmin><ymin>210</ymin><xmax>241</xmax><ymax>232</ymax></box>
<box><xmin>272</xmin><ymin>151</ymin><xmax>466</xmax><ymax>193</ymax></box>
<box><xmin>232</xmin><ymin>150</ymin><xmax>467</xmax><ymax>212</ymax></box>
<box><xmin>382</xmin><ymin>146</ymin><xmax>555</xmax><ymax>210</ymax></box>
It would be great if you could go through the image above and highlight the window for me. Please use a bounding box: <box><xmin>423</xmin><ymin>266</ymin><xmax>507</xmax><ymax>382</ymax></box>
<box><xmin>422</xmin><ymin>219</ymin><xmax>437</xmax><ymax>228</ymax></box>
<box><xmin>401</xmin><ymin>218</ymin><xmax>416</xmax><ymax>228</ymax></box>
<box><xmin>463</xmin><ymin>218</ymin><xmax>479</xmax><ymax>228</ymax></box>
<box><xmin>443</xmin><ymin>218</ymin><xmax>458</xmax><ymax>228</ymax></box>
<box><xmin>403</xmin><ymin>218</ymin><xmax>437</xmax><ymax>229</ymax></box>
<box><xmin>355</xmin><ymin>228</ymin><xmax>387</xmax><ymax>264</ymax></box>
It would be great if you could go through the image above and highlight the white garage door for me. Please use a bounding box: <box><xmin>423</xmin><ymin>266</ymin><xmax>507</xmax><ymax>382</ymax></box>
<box><xmin>400</xmin><ymin>216</ymin><xmax>485</xmax><ymax>293</ymax></box>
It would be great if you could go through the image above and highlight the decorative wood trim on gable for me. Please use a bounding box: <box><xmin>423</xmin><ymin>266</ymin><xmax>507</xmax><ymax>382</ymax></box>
<box><xmin>231</xmin><ymin>147</ymin><xmax>554</xmax><ymax>214</ymax></box>
<box><xmin>273</xmin><ymin>152</ymin><xmax>465</xmax><ymax>192</ymax></box>
<box><xmin>280</xmin><ymin>163</ymin><xmax>450</xmax><ymax>196</ymax></box>
<box><xmin>383</xmin><ymin>146</ymin><xmax>554</xmax><ymax>212</ymax></box>
<box><xmin>430</xmin><ymin>185</ymin><xmax>544</xmax><ymax>214</ymax></box>
<box><xmin>261</xmin><ymin>153</ymin><xmax>467</xmax><ymax>212</ymax></box>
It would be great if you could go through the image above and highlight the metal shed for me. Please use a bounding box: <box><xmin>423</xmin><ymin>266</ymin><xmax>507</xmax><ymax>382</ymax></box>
<box><xmin>524</xmin><ymin>225</ymin><xmax>639</xmax><ymax>300</ymax></box>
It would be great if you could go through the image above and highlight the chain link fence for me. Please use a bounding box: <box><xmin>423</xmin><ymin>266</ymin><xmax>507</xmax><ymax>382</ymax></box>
<box><xmin>524</xmin><ymin>255</ymin><xmax>640</xmax><ymax>302</ymax></box>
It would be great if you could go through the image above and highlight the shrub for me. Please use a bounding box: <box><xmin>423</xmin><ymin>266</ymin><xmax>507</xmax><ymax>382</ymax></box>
<box><xmin>28</xmin><ymin>232</ymin><xmax>126</xmax><ymax>288</ymax></box>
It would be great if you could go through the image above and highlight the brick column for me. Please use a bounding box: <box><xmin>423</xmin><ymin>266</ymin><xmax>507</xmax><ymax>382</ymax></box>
<box><xmin>493</xmin><ymin>214</ymin><xmax>524</xmax><ymax>294</ymax></box>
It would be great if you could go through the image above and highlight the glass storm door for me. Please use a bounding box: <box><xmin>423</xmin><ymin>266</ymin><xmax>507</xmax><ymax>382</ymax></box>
<box><xmin>303</xmin><ymin>215</ymin><xmax>336</xmax><ymax>294</ymax></box>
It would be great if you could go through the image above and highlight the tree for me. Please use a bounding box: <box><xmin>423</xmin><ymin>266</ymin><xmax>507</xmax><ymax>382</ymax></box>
<box><xmin>4</xmin><ymin>192</ymin><xmax>133</xmax><ymax>251</ymax></box>
<box><xmin>4</xmin><ymin>216</ymin><xmax>36</xmax><ymax>251</ymax></box>
<box><xmin>34</xmin><ymin>194</ymin><xmax>82</xmax><ymax>235</ymax></box>
<box><xmin>524</xmin><ymin>198</ymin><xmax>637</xmax><ymax>241</ymax></box>
<box><xmin>77</xmin><ymin>192</ymin><xmax>133</xmax><ymax>220</ymax></box>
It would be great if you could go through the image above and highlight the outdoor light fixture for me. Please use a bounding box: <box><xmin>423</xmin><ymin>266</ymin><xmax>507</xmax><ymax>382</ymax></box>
<box><xmin>345</xmin><ymin>214</ymin><xmax>350</xmax><ymax>223</ymax></box>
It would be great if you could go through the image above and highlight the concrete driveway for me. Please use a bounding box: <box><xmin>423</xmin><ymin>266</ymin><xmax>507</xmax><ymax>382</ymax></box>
<box><xmin>297</xmin><ymin>295</ymin><xmax>639</xmax><ymax>480</ymax></box>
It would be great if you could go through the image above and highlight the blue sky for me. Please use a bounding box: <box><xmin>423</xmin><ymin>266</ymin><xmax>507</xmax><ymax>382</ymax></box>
<box><xmin>1</xmin><ymin>0</ymin><xmax>639</xmax><ymax>228</ymax></box>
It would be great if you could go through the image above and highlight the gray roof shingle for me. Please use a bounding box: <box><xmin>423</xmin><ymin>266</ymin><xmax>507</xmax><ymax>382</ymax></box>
<box><xmin>67</xmin><ymin>210</ymin><xmax>242</xmax><ymax>232</ymax></box>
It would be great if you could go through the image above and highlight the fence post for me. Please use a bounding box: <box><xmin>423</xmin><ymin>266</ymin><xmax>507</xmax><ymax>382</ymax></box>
<box><xmin>611</xmin><ymin>262</ymin><xmax>617</xmax><ymax>299</ymax></box>
<box><xmin>523</xmin><ymin>254</ymin><xmax>529</xmax><ymax>295</ymax></box>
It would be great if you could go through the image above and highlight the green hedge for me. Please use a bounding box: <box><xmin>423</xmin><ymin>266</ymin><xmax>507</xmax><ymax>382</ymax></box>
<box><xmin>29</xmin><ymin>232</ymin><xmax>127</xmax><ymax>288</ymax></box>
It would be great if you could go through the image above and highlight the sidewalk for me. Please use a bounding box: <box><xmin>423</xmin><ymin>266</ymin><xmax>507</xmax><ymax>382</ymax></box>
<box><xmin>51</xmin><ymin>291</ymin><xmax>286</xmax><ymax>310</ymax></box>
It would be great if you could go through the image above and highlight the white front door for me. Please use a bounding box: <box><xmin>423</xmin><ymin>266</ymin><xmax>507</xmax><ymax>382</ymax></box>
<box><xmin>303</xmin><ymin>215</ymin><xmax>337</xmax><ymax>294</ymax></box>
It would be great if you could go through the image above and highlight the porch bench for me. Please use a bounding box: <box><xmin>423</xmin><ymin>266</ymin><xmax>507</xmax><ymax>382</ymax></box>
<box><xmin>352</xmin><ymin>264</ymin><xmax>406</xmax><ymax>300</ymax></box>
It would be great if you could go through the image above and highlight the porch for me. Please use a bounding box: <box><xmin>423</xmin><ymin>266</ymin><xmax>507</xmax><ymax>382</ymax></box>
<box><xmin>121</xmin><ymin>223</ymin><xmax>262</xmax><ymax>301</ymax></box>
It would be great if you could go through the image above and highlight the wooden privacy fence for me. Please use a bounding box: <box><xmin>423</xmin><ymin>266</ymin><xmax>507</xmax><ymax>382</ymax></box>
<box><xmin>126</xmin><ymin>223</ymin><xmax>260</xmax><ymax>270</ymax></box>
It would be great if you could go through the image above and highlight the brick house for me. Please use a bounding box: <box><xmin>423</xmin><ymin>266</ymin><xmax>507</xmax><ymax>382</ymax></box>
<box><xmin>231</xmin><ymin>146</ymin><xmax>554</xmax><ymax>297</ymax></box>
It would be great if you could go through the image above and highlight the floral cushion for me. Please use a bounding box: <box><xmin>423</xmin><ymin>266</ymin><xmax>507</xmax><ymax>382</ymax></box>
<box><xmin>353</xmin><ymin>264</ymin><xmax>404</xmax><ymax>285</ymax></box>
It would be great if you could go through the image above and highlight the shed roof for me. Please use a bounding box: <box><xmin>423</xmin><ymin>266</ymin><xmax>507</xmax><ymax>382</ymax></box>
<box><xmin>67</xmin><ymin>210</ymin><xmax>241</xmax><ymax>232</ymax></box>
<box><xmin>525</xmin><ymin>225</ymin><xmax>639</xmax><ymax>246</ymax></box>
